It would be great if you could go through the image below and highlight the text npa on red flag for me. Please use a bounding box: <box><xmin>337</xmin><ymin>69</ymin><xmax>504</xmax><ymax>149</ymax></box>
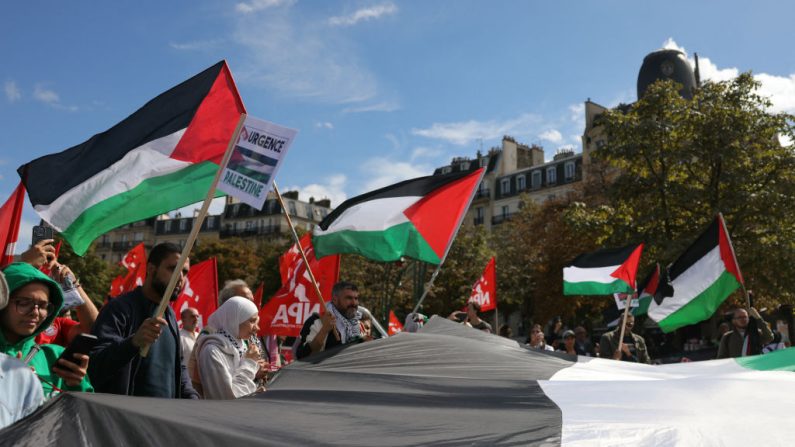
<box><xmin>258</xmin><ymin>234</ymin><xmax>340</xmax><ymax>337</ymax></box>
<box><xmin>468</xmin><ymin>257</ymin><xmax>496</xmax><ymax>312</ymax></box>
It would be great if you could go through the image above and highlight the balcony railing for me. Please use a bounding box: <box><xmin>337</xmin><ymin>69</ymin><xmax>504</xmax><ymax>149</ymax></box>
<box><xmin>220</xmin><ymin>225</ymin><xmax>281</xmax><ymax>238</ymax></box>
<box><xmin>491</xmin><ymin>213</ymin><xmax>514</xmax><ymax>225</ymax></box>
<box><xmin>474</xmin><ymin>188</ymin><xmax>490</xmax><ymax>199</ymax></box>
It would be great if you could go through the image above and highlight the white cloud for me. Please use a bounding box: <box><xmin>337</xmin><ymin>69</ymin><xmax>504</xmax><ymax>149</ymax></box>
<box><xmin>233</xmin><ymin>9</ymin><xmax>379</xmax><ymax>104</ymax></box>
<box><xmin>663</xmin><ymin>38</ymin><xmax>795</xmax><ymax>114</ymax></box>
<box><xmin>171</xmin><ymin>197</ymin><xmax>227</xmax><ymax>219</ymax></box>
<box><xmin>328</xmin><ymin>3</ymin><xmax>397</xmax><ymax>27</ymax></box>
<box><xmin>360</xmin><ymin>158</ymin><xmax>429</xmax><ymax>192</ymax></box>
<box><xmin>411</xmin><ymin>113</ymin><xmax>543</xmax><ymax>146</ymax></box>
<box><xmin>539</xmin><ymin>129</ymin><xmax>563</xmax><ymax>143</ymax></box>
<box><xmin>384</xmin><ymin>133</ymin><xmax>400</xmax><ymax>150</ymax></box>
<box><xmin>235</xmin><ymin>0</ymin><xmax>293</xmax><ymax>14</ymax></box>
<box><xmin>780</xmin><ymin>134</ymin><xmax>793</xmax><ymax>148</ymax></box>
<box><xmin>33</xmin><ymin>85</ymin><xmax>59</xmax><ymax>104</ymax></box>
<box><xmin>169</xmin><ymin>39</ymin><xmax>223</xmax><ymax>51</ymax></box>
<box><xmin>287</xmin><ymin>174</ymin><xmax>348</xmax><ymax>208</ymax></box>
<box><xmin>342</xmin><ymin>101</ymin><xmax>400</xmax><ymax>113</ymax></box>
<box><xmin>315</xmin><ymin>121</ymin><xmax>334</xmax><ymax>129</ymax></box>
<box><xmin>410</xmin><ymin>146</ymin><xmax>442</xmax><ymax>161</ymax></box>
<box><xmin>4</xmin><ymin>81</ymin><xmax>21</xmax><ymax>102</ymax></box>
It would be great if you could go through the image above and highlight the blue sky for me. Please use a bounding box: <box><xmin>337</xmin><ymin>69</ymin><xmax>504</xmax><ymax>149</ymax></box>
<box><xmin>2</xmin><ymin>1</ymin><xmax>795</xmax><ymax>251</ymax></box>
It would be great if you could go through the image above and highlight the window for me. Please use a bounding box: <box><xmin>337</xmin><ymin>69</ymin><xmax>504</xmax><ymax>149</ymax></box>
<box><xmin>121</xmin><ymin>234</ymin><xmax>128</xmax><ymax>243</ymax></box>
<box><xmin>516</xmin><ymin>175</ymin><xmax>526</xmax><ymax>191</ymax></box>
<box><xmin>101</xmin><ymin>234</ymin><xmax>110</xmax><ymax>243</ymax></box>
<box><xmin>179</xmin><ymin>219</ymin><xmax>187</xmax><ymax>231</ymax></box>
<box><xmin>502</xmin><ymin>205</ymin><xmax>509</xmax><ymax>217</ymax></box>
<box><xmin>500</xmin><ymin>178</ymin><xmax>510</xmax><ymax>195</ymax></box>
<box><xmin>164</xmin><ymin>221</ymin><xmax>172</xmax><ymax>232</ymax></box>
<box><xmin>547</xmin><ymin>167</ymin><xmax>556</xmax><ymax>184</ymax></box>
<box><xmin>476</xmin><ymin>207</ymin><xmax>484</xmax><ymax>219</ymax></box>
<box><xmin>460</xmin><ymin>161</ymin><xmax>470</xmax><ymax>170</ymax></box>
<box><xmin>531</xmin><ymin>171</ymin><xmax>542</xmax><ymax>189</ymax></box>
<box><xmin>206</xmin><ymin>217</ymin><xmax>215</xmax><ymax>229</ymax></box>
<box><xmin>134</xmin><ymin>232</ymin><xmax>144</xmax><ymax>242</ymax></box>
<box><xmin>306</xmin><ymin>205</ymin><xmax>314</xmax><ymax>219</ymax></box>
<box><xmin>289</xmin><ymin>202</ymin><xmax>297</xmax><ymax>216</ymax></box>
<box><xmin>245</xmin><ymin>220</ymin><xmax>253</xmax><ymax>230</ymax></box>
<box><xmin>565</xmin><ymin>161</ymin><xmax>575</xmax><ymax>181</ymax></box>
<box><xmin>441</xmin><ymin>166</ymin><xmax>452</xmax><ymax>174</ymax></box>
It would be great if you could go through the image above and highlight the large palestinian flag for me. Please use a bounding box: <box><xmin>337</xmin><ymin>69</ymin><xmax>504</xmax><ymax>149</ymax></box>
<box><xmin>4</xmin><ymin>316</ymin><xmax>795</xmax><ymax>446</ymax></box>
<box><xmin>563</xmin><ymin>243</ymin><xmax>643</xmax><ymax>295</ymax></box>
<box><xmin>18</xmin><ymin>61</ymin><xmax>245</xmax><ymax>255</ymax></box>
<box><xmin>313</xmin><ymin>168</ymin><xmax>484</xmax><ymax>264</ymax></box>
<box><xmin>648</xmin><ymin>214</ymin><xmax>743</xmax><ymax>333</ymax></box>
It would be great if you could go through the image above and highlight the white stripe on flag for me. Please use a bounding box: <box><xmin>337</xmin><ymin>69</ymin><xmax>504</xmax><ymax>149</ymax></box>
<box><xmin>647</xmin><ymin>246</ymin><xmax>724</xmax><ymax>321</ymax></box>
<box><xmin>314</xmin><ymin>196</ymin><xmax>420</xmax><ymax>234</ymax></box>
<box><xmin>34</xmin><ymin>129</ymin><xmax>188</xmax><ymax>231</ymax></box>
<box><xmin>563</xmin><ymin>265</ymin><xmax>621</xmax><ymax>284</ymax></box>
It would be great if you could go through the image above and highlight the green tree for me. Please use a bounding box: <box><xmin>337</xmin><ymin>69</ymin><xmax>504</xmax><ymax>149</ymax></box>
<box><xmin>588</xmin><ymin>74</ymin><xmax>795</xmax><ymax>306</ymax></box>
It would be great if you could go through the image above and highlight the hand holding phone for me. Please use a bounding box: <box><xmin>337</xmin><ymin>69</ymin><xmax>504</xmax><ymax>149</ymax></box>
<box><xmin>32</xmin><ymin>225</ymin><xmax>54</xmax><ymax>246</ymax></box>
<box><xmin>57</xmin><ymin>333</ymin><xmax>99</xmax><ymax>364</ymax></box>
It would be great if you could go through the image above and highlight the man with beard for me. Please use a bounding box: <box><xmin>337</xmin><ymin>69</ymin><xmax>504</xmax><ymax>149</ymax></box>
<box><xmin>296</xmin><ymin>282</ymin><xmax>361</xmax><ymax>359</ymax></box>
<box><xmin>88</xmin><ymin>243</ymin><xmax>199</xmax><ymax>398</ymax></box>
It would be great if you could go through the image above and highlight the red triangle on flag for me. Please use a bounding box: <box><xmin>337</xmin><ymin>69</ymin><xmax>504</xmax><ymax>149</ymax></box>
<box><xmin>403</xmin><ymin>168</ymin><xmax>484</xmax><ymax>260</ymax></box>
<box><xmin>609</xmin><ymin>243</ymin><xmax>644</xmax><ymax>290</ymax></box>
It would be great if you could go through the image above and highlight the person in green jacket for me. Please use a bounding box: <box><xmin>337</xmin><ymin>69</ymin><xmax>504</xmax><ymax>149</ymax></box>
<box><xmin>0</xmin><ymin>262</ymin><xmax>92</xmax><ymax>397</ymax></box>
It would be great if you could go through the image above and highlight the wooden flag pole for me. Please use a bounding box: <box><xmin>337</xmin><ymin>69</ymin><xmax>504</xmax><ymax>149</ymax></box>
<box><xmin>616</xmin><ymin>293</ymin><xmax>633</xmax><ymax>360</ymax></box>
<box><xmin>271</xmin><ymin>180</ymin><xmax>340</xmax><ymax>341</ymax></box>
<box><xmin>140</xmin><ymin>113</ymin><xmax>247</xmax><ymax>357</ymax></box>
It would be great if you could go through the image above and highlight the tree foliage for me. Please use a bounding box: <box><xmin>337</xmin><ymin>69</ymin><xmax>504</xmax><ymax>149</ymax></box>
<box><xmin>587</xmin><ymin>74</ymin><xmax>795</xmax><ymax>307</ymax></box>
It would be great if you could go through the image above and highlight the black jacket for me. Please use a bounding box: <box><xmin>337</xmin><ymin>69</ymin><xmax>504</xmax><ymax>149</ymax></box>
<box><xmin>88</xmin><ymin>287</ymin><xmax>199</xmax><ymax>398</ymax></box>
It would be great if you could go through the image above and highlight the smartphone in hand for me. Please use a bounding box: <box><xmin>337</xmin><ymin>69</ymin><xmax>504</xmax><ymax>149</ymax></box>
<box><xmin>58</xmin><ymin>333</ymin><xmax>99</xmax><ymax>364</ymax></box>
<box><xmin>32</xmin><ymin>225</ymin><xmax>54</xmax><ymax>245</ymax></box>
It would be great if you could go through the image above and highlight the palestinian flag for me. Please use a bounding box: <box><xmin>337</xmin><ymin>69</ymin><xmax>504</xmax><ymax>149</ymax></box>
<box><xmin>648</xmin><ymin>214</ymin><xmax>743</xmax><ymax>333</ymax></box>
<box><xmin>5</xmin><ymin>316</ymin><xmax>795</xmax><ymax>446</ymax></box>
<box><xmin>18</xmin><ymin>61</ymin><xmax>245</xmax><ymax>255</ymax></box>
<box><xmin>313</xmin><ymin>168</ymin><xmax>484</xmax><ymax>264</ymax></box>
<box><xmin>633</xmin><ymin>263</ymin><xmax>661</xmax><ymax>316</ymax></box>
<box><xmin>563</xmin><ymin>243</ymin><xmax>643</xmax><ymax>295</ymax></box>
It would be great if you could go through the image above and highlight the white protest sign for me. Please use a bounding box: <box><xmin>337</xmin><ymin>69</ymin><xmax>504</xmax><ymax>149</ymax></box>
<box><xmin>218</xmin><ymin>116</ymin><xmax>297</xmax><ymax>210</ymax></box>
<box><xmin>613</xmin><ymin>293</ymin><xmax>639</xmax><ymax>310</ymax></box>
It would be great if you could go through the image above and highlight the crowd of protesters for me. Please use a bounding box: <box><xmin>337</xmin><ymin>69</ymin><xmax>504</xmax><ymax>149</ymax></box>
<box><xmin>1</xmin><ymin>239</ymin><xmax>792</xmax><ymax>430</ymax></box>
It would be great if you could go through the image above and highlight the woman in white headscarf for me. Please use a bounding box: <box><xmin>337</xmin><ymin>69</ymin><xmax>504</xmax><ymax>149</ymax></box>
<box><xmin>193</xmin><ymin>297</ymin><xmax>263</xmax><ymax>399</ymax></box>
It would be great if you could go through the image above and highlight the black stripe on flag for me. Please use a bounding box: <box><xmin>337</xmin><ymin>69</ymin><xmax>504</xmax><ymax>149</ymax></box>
<box><xmin>318</xmin><ymin>169</ymin><xmax>479</xmax><ymax>231</ymax></box>
<box><xmin>667</xmin><ymin>217</ymin><xmax>719</xmax><ymax>281</ymax></box>
<box><xmin>18</xmin><ymin>61</ymin><xmax>226</xmax><ymax>206</ymax></box>
<box><xmin>566</xmin><ymin>244</ymin><xmax>639</xmax><ymax>269</ymax></box>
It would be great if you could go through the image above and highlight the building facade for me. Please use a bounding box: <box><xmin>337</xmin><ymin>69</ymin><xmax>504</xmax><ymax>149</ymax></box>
<box><xmin>91</xmin><ymin>191</ymin><xmax>331</xmax><ymax>266</ymax></box>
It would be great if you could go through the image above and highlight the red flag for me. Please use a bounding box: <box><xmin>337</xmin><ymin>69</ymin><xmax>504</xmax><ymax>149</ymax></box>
<box><xmin>468</xmin><ymin>257</ymin><xmax>496</xmax><ymax>312</ymax></box>
<box><xmin>253</xmin><ymin>282</ymin><xmax>264</xmax><ymax>308</ymax></box>
<box><xmin>258</xmin><ymin>234</ymin><xmax>340</xmax><ymax>337</ymax></box>
<box><xmin>108</xmin><ymin>242</ymin><xmax>147</xmax><ymax>298</ymax></box>
<box><xmin>388</xmin><ymin>310</ymin><xmax>404</xmax><ymax>335</ymax></box>
<box><xmin>0</xmin><ymin>182</ymin><xmax>26</xmax><ymax>268</ymax></box>
<box><xmin>172</xmin><ymin>258</ymin><xmax>218</xmax><ymax>330</ymax></box>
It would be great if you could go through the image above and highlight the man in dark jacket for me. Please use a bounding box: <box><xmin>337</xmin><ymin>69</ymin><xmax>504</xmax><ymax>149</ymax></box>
<box><xmin>89</xmin><ymin>243</ymin><xmax>198</xmax><ymax>398</ymax></box>
<box><xmin>599</xmin><ymin>315</ymin><xmax>650</xmax><ymax>363</ymax></box>
<box><xmin>717</xmin><ymin>307</ymin><xmax>773</xmax><ymax>359</ymax></box>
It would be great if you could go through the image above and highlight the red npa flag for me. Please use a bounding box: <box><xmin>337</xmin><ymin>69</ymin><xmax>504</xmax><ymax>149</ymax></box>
<box><xmin>468</xmin><ymin>257</ymin><xmax>496</xmax><ymax>312</ymax></box>
<box><xmin>0</xmin><ymin>182</ymin><xmax>25</xmax><ymax>268</ymax></box>
<box><xmin>172</xmin><ymin>257</ymin><xmax>218</xmax><ymax>330</ymax></box>
<box><xmin>388</xmin><ymin>310</ymin><xmax>404</xmax><ymax>335</ymax></box>
<box><xmin>108</xmin><ymin>242</ymin><xmax>147</xmax><ymax>298</ymax></box>
<box><xmin>258</xmin><ymin>234</ymin><xmax>340</xmax><ymax>337</ymax></box>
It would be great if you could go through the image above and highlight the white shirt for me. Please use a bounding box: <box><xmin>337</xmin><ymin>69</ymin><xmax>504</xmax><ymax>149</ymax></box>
<box><xmin>180</xmin><ymin>328</ymin><xmax>197</xmax><ymax>367</ymax></box>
